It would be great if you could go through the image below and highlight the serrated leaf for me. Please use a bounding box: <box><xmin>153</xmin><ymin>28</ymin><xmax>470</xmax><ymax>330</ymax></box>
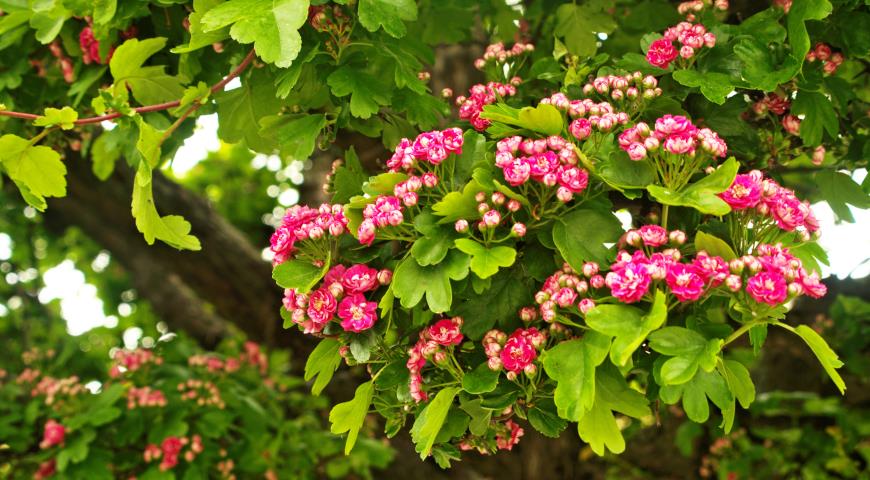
<box><xmin>791</xmin><ymin>91</ymin><xmax>838</xmax><ymax>147</ymax></box>
<box><xmin>552</xmin><ymin>207</ymin><xmax>623</xmax><ymax>268</ymax></box>
<box><xmin>659</xmin><ymin>369</ymin><xmax>732</xmax><ymax>424</ymax></box>
<box><xmin>34</xmin><ymin>106</ymin><xmax>77</xmax><ymax>130</ymax></box>
<box><xmin>200</xmin><ymin>0</ymin><xmax>309</xmax><ymax>67</ymax></box>
<box><xmin>131</xmin><ymin>163</ymin><xmax>201</xmax><ymax>251</ymax></box>
<box><xmin>410</xmin><ymin>386</ymin><xmax>460</xmax><ymax>459</ymax></box>
<box><xmin>454</xmin><ymin>239</ymin><xmax>516</xmax><ymax>279</ymax></box>
<box><xmin>528</xmin><ymin>399</ymin><xmax>568</xmax><ymax>438</ymax></box>
<box><xmin>647</xmin><ymin>158</ymin><xmax>738</xmax><ymax>215</ymax></box>
<box><xmin>327</xmin><ymin>65</ymin><xmax>392</xmax><ymax>119</ymax></box>
<box><xmin>542</xmin><ymin>331</ymin><xmax>611</xmax><ymax>421</ymax></box>
<box><xmin>431</xmin><ymin>179</ymin><xmax>486</xmax><ymax>223</ymax></box>
<box><xmin>357</xmin><ymin>0</ymin><xmax>417</xmax><ymax>38</ymax></box>
<box><xmin>577</xmin><ymin>364</ymin><xmax>650</xmax><ymax>455</ymax></box>
<box><xmin>461</xmin><ymin>362</ymin><xmax>499</xmax><ymax>394</ymax></box>
<box><xmin>0</xmin><ymin>134</ymin><xmax>66</xmax><ymax>211</ymax></box>
<box><xmin>110</xmin><ymin>38</ymin><xmax>185</xmax><ymax>105</ymax></box>
<box><xmin>272</xmin><ymin>257</ymin><xmax>329</xmax><ymax>293</ymax></box>
<box><xmin>304</xmin><ymin>339</ymin><xmax>342</xmax><ymax>395</ymax></box>
<box><xmin>329</xmin><ymin>381</ymin><xmax>374</xmax><ymax>454</ymax></box>
<box><xmin>649</xmin><ymin>327</ymin><xmax>723</xmax><ymax>385</ymax></box>
<box><xmin>672</xmin><ymin>70</ymin><xmax>733</xmax><ymax>105</ymax></box>
<box><xmin>260</xmin><ymin>113</ymin><xmax>326</xmax><ymax>160</ymax></box>
<box><xmin>694</xmin><ymin>231</ymin><xmax>737</xmax><ymax>260</ymax></box>
<box><xmin>790</xmin><ymin>324</ymin><xmax>846</xmax><ymax>394</ymax></box>
<box><xmin>391</xmin><ymin>250</ymin><xmax>470</xmax><ymax>313</ymax></box>
<box><xmin>585</xmin><ymin>290</ymin><xmax>668</xmax><ymax>366</ymax></box>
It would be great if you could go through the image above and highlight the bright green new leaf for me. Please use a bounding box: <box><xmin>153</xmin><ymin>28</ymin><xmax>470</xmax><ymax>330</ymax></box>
<box><xmin>171</xmin><ymin>0</ymin><xmax>228</xmax><ymax>53</ymax></box>
<box><xmin>480</xmin><ymin>103</ymin><xmax>564</xmax><ymax>136</ymax></box>
<box><xmin>327</xmin><ymin>66</ymin><xmax>392</xmax><ymax>119</ymax></box>
<box><xmin>791</xmin><ymin>91</ymin><xmax>838</xmax><ymax>147</ymax></box>
<box><xmin>110</xmin><ymin>38</ymin><xmax>185</xmax><ymax>105</ymax></box>
<box><xmin>410</xmin><ymin>386</ymin><xmax>460</xmax><ymax>459</ymax></box>
<box><xmin>358</xmin><ymin>0</ymin><xmax>418</xmax><ymax>38</ymax></box>
<box><xmin>672</xmin><ymin>70</ymin><xmax>733</xmax><ymax>105</ymax></box>
<box><xmin>362</xmin><ymin>172</ymin><xmax>408</xmax><ymax>196</ymax></box>
<box><xmin>391</xmin><ymin>250</ymin><xmax>470</xmax><ymax>313</ymax></box>
<box><xmin>305</xmin><ymin>339</ymin><xmax>342</xmax><ymax>395</ymax></box>
<box><xmin>329</xmin><ymin>381</ymin><xmax>374</xmax><ymax>454</ymax></box>
<box><xmin>0</xmin><ymin>134</ymin><xmax>66</xmax><ymax>211</ymax></box>
<box><xmin>34</xmin><ymin>106</ymin><xmax>78</xmax><ymax>130</ymax></box>
<box><xmin>648</xmin><ymin>326</ymin><xmax>723</xmax><ymax>385</ymax></box>
<box><xmin>791</xmin><ymin>325</ymin><xmax>846</xmax><ymax>394</ymax></box>
<box><xmin>461</xmin><ymin>363</ymin><xmax>500</xmax><ymax>394</ymax></box>
<box><xmin>131</xmin><ymin>163</ymin><xmax>201</xmax><ymax>251</ymax></box>
<box><xmin>719</xmin><ymin>359</ymin><xmax>755</xmax><ymax>409</ymax></box>
<box><xmin>659</xmin><ymin>369</ymin><xmax>732</xmax><ymax>424</ymax></box>
<box><xmin>694</xmin><ymin>231</ymin><xmax>738</xmax><ymax>260</ymax></box>
<box><xmin>200</xmin><ymin>0</ymin><xmax>310</xmax><ymax>68</ymax></box>
<box><xmin>272</xmin><ymin>257</ymin><xmax>329</xmax><ymax>293</ymax></box>
<box><xmin>647</xmin><ymin>158</ymin><xmax>738</xmax><ymax>216</ymax></box>
<box><xmin>542</xmin><ymin>331</ymin><xmax>611</xmax><ymax>421</ymax></box>
<box><xmin>577</xmin><ymin>364</ymin><xmax>650</xmax><ymax>455</ymax></box>
<box><xmin>410</xmin><ymin>233</ymin><xmax>453</xmax><ymax>267</ymax></box>
<box><xmin>552</xmin><ymin>207</ymin><xmax>624</xmax><ymax>268</ymax></box>
<box><xmin>454</xmin><ymin>239</ymin><xmax>516</xmax><ymax>279</ymax></box>
<box><xmin>432</xmin><ymin>180</ymin><xmax>486</xmax><ymax>223</ymax></box>
<box><xmin>585</xmin><ymin>290</ymin><xmax>668</xmax><ymax>366</ymax></box>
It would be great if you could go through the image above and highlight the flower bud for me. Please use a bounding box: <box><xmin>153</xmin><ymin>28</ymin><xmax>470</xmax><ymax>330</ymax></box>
<box><xmin>728</xmin><ymin>259</ymin><xmax>744</xmax><ymax>274</ymax></box>
<box><xmin>455</xmin><ymin>219</ymin><xmax>469</xmax><ymax>233</ymax></box>
<box><xmin>491</xmin><ymin>192</ymin><xmax>506</xmax><ymax>205</ymax></box>
<box><xmin>506</xmin><ymin>199</ymin><xmax>521</xmax><ymax>212</ymax></box>
<box><xmin>590</xmin><ymin>275</ymin><xmax>605</xmax><ymax>289</ymax></box>
<box><xmin>511</xmin><ymin>223</ymin><xmax>527</xmax><ymax>237</ymax></box>
<box><xmin>487</xmin><ymin>356</ymin><xmax>503</xmax><ymax>371</ymax></box>
<box><xmin>578</xmin><ymin>298</ymin><xmax>596</xmax><ymax>314</ymax></box>
<box><xmin>477</xmin><ymin>202</ymin><xmax>490</xmax><ymax>214</ymax></box>
<box><xmin>669</xmin><ymin>230</ymin><xmax>686</xmax><ymax>245</ymax></box>
<box><xmin>377</xmin><ymin>269</ymin><xmax>393</xmax><ymax>285</ymax></box>
<box><xmin>519</xmin><ymin>307</ymin><xmax>537</xmax><ymax>322</ymax></box>
<box><xmin>626</xmin><ymin>230</ymin><xmax>643</xmax><ymax>247</ymax></box>
<box><xmin>483</xmin><ymin>210</ymin><xmax>501</xmax><ymax>227</ymax></box>
<box><xmin>556</xmin><ymin>187</ymin><xmax>574</xmax><ymax>203</ymax></box>
<box><xmin>523</xmin><ymin>363</ymin><xmax>537</xmax><ymax>377</ymax></box>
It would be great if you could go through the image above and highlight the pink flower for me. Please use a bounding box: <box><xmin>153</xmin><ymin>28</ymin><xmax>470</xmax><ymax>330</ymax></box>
<box><xmin>324</xmin><ymin>265</ymin><xmax>347</xmax><ymax>285</ymax></box>
<box><xmin>357</xmin><ymin>219</ymin><xmax>376</xmax><ymax>246</ymax></box>
<box><xmin>557</xmin><ymin>166</ymin><xmax>589</xmax><ymax>193</ymax></box>
<box><xmin>663</xmin><ymin>134</ymin><xmax>696</xmax><ymax>155</ymax></box>
<box><xmin>693</xmin><ymin>253</ymin><xmax>729</xmax><ymax>285</ymax></box>
<box><xmin>638</xmin><ymin>225</ymin><xmax>668</xmax><ymax>247</ymax></box>
<box><xmin>719</xmin><ymin>173</ymin><xmax>762</xmax><ymax>210</ymax></box>
<box><xmin>768</xmin><ymin>193</ymin><xmax>806</xmax><ymax>231</ymax></box>
<box><xmin>40</xmin><ymin>420</ymin><xmax>65</xmax><ymax>449</ymax></box>
<box><xmin>341</xmin><ymin>264</ymin><xmax>379</xmax><ymax>294</ymax></box>
<box><xmin>496</xmin><ymin>419</ymin><xmax>524</xmax><ymax>451</ymax></box>
<box><xmin>428</xmin><ymin>318</ymin><xmax>464</xmax><ymax>346</ymax></box>
<box><xmin>746</xmin><ymin>271</ymin><xmax>788</xmax><ymax>305</ymax></box>
<box><xmin>500</xmin><ymin>329</ymin><xmax>538</xmax><ymax>373</ymax></box>
<box><xmin>647</xmin><ymin>38</ymin><xmax>679</xmax><ymax>68</ymax></box>
<box><xmin>626</xmin><ymin>142</ymin><xmax>647</xmax><ymax>160</ymax></box>
<box><xmin>782</xmin><ymin>114</ymin><xmax>801</xmax><ymax>135</ymax></box>
<box><xmin>503</xmin><ymin>158</ymin><xmax>531</xmax><ymax>186</ymax></box>
<box><xmin>569</xmin><ymin>118</ymin><xmax>592</xmax><ymax>140</ymax></box>
<box><xmin>812</xmin><ymin>146</ymin><xmax>825</xmax><ymax>165</ymax></box>
<box><xmin>665</xmin><ymin>263</ymin><xmax>707</xmax><ymax>302</ymax></box>
<box><xmin>338</xmin><ymin>294</ymin><xmax>378</xmax><ymax>332</ymax></box>
<box><xmin>655</xmin><ymin>115</ymin><xmax>696</xmax><ymax>136</ymax></box>
<box><xmin>605</xmin><ymin>261</ymin><xmax>651</xmax><ymax>303</ymax></box>
<box><xmin>307</xmin><ymin>289</ymin><xmax>337</xmax><ymax>326</ymax></box>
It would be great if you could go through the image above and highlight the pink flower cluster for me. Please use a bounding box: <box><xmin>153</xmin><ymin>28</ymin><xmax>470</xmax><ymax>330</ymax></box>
<box><xmin>109</xmin><ymin>348</ymin><xmax>163</xmax><ymax>378</ymax></box>
<box><xmin>144</xmin><ymin>435</ymin><xmax>203</xmax><ymax>471</ymax></box>
<box><xmin>392</xmin><ymin>172</ymin><xmax>440</xmax><ymax>207</ymax></box>
<box><xmin>40</xmin><ymin>420</ymin><xmax>65</xmax><ymax>449</ymax></box>
<box><xmin>455</xmin><ymin>191</ymin><xmax>525</xmax><ymax>235</ymax></box>
<box><xmin>35</xmin><ymin>459</ymin><xmax>56</xmax><ymax>480</ymax></box>
<box><xmin>178</xmin><ymin>379</ymin><xmax>225</xmax><ymax>409</ymax></box>
<box><xmin>752</xmin><ymin>93</ymin><xmax>791</xmax><ymax>116</ymax></box>
<box><xmin>483</xmin><ymin>328</ymin><xmax>545</xmax><ymax>379</ymax></box>
<box><xmin>619</xmin><ymin>115</ymin><xmax>727</xmax><ymax>160</ymax></box>
<box><xmin>188</xmin><ymin>354</ymin><xmax>241</xmax><ymax>374</ymax></box>
<box><xmin>79</xmin><ymin>26</ymin><xmax>112</xmax><ymax>65</ymax></box>
<box><xmin>580</xmin><ymin>72</ymin><xmax>662</xmax><ymax>104</ymax></box>
<box><xmin>474</xmin><ymin>41</ymin><xmax>534</xmax><ymax>69</ymax></box>
<box><xmin>270</xmin><ymin>204</ymin><xmax>348</xmax><ymax>265</ymax></box>
<box><xmin>533</xmin><ymin>263</ymin><xmax>605</xmax><ymax>322</ymax></box>
<box><xmin>647</xmin><ymin>22</ymin><xmax>716</xmax><ymax>68</ymax></box>
<box><xmin>407</xmin><ymin>317</ymin><xmax>465</xmax><ymax>403</ymax></box>
<box><xmin>495</xmin><ymin>419</ymin><xmax>525</xmax><ymax>451</ymax></box>
<box><xmin>30</xmin><ymin>375</ymin><xmax>85</xmax><ymax>406</ymax></box>
<box><xmin>127</xmin><ymin>386</ymin><xmax>167</xmax><ymax>409</ymax></box>
<box><xmin>494</xmin><ymin>135</ymin><xmax>590</xmax><ymax>202</ymax></box>
<box><xmin>358</xmin><ymin>196</ymin><xmax>404</xmax><ymax>246</ymax></box>
<box><xmin>736</xmin><ymin>243</ymin><xmax>827</xmax><ymax>305</ymax></box>
<box><xmin>606</xmin><ymin>242</ymin><xmax>728</xmax><ymax>303</ymax></box>
<box><xmin>539</xmin><ymin>93</ymin><xmax>630</xmax><ymax>139</ymax></box>
<box><xmin>388</xmin><ymin>127</ymin><xmax>464</xmax><ymax>171</ymax></box>
<box><xmin>719</xmin><ymin>171</ymin><xmax>820</xmax><ymax>237</ymax></box>
<box><xmin>806</xmin><ymin>43</ymin><xmax>844</xmax><ymax>75</ymax></box>
<box><xmin>282</xmin><ymin>264</ymin><xmax>389</xmax><ymax>334</ymax></box>
<box><xmin>457</xmin><ymin>82</ymin><xmax>519</xmax><ymax>131</ymax></box>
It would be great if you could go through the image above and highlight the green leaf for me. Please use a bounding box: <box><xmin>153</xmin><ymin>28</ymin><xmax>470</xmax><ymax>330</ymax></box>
<box><xmin>410</xmin><ymin>386</ymin><xmax>460</xmax><ymax>459</ymax></box>
<box><xmin>554</xmin><ymin>3</ymin><xmax>616</xmax><ymax>58</ymax></box>
<box><xmin>694</xmin><ymin>231</ymin><xmax>738</xmax><ymax>261</ymax></box>
<box><xmin>719</xmin><ymin>359</ymin><xmax>755</xmax><ymax>409</ymax></box>
<box><xmin>459</xmin><ymin>398</ymin><xmax>492</xmax><ymax>436</ymax></box>
<box><xmin>786</xmin><ymin>0</ymin><xmax>833</xmax><ymax>67</ymax></box>
<box><xmin>528</xmin><ymin>399</ymin><xmax>568</xmax><ymax>438</ymax></box>
<box><xmin>659</xmin><ymin>369</ymin><xmax>732</xmax><ymax>423</ymax></box>
<box><xmin>577</xmin><ymin>364</ymin><xmax>650</xmax><ymax>455</ymax></box>
<box><xmin>552</xmin><ymin>208</ymin><xmax>623</xmax><ymax>268</ymax></box>
<box><xmin>791</xmin><ymin>91</ymin><xmax>838</xmax><ymax>147</ymax></box>
<box><xmin>357</xmin><ymin>0</ymin><xmax>417</xmax><ymax>38</ymax></box>
<box><xmin>0</xmin><ymin>134</ymin><xmax>66</xmax><ymax>211</ymax></box>
<box><xmin>200</xmin><ymin>0</ymin><xmax>310</xmax><ymax>67</ymax></box>
<box><xmin>816</xmin><ymin>171</ymin><xmax>870</xmax><ymax>221</ymax></box>
<box><xmin>480</xmin><ymin>103</ymin><xmax>565</xmax><ymax>136</ymax></box>
<box><xmin>131</xmin><ymin>163</ymin><xmax>201</xmax><ymax>251</ymax></box>
<box><xmin>215</xmin><ymin>70</ymin><xmax>282</xmax><ymax>153</ymax></box>
<box><xmin>91</xmin><ymin>131</ymin><xmax>123</xmax><ymax>181</ymax></box>
<box><xmin>733</xmin><ymin>37</ymin><xmax>798</xmax><ymax>92</ymax></box>
<box><xmin>56</xmin><ymin>429</ymin><xmax>96</xmax><ymax>471</ymax></box>
<box><xmin>410</xmin><ymin>233</ymin><xmax>454</xmax><ymax>267</ymax></box>
<box><xmin>647</xmin><ymin>158</ymin><xmax>739</xmax><ymax>216</ymax></box>
<box><xmin>272</xmin><ymin>257</ymin><xmax>329</xmax><ymax>293</ymax></box>
<box><xmin>461</xmin><ymin>363</ymin><xmax>500</xmax><ymax>394</ymax></box>
<box><xmin>305</xmin><ymin>339</ymin><xmax>342</xmax><ymax>395</ymax></box>
<box><xmin>327</xmin><ymin>65</ymin><xmax>392</xmax><ymax>119</ymax></box>
<box><xmin>648</xmin><ymin>327</ymin><xmax>723</xmax><ymax>385</ymax></box>
<box><xmin>329</xmin><ymin>381</ymin><xmax>374</xmax><ymax>454</ymax></box>
<box><xmin>431</xmin><ymin>180</ymin><xmax>486</xmax><ymax>223</ymax></box>
<box><xmin>542</xmin><ymin>331</ymin><xmax>611</xmax><ymax>421</ymax></box>
<box><xmin>454</xmin><ymin>239</ymin><xmax>517</xmax><ymax>279</ymax></box>
<box><xmin>109</xmin><ymin>38</ymin><xmax>185</xmax><ymax>105</ymax></box>
<box><xmin>260</xmin><ymin>113</ymin><xmax>327</xmax><ymax>160</ymax></box>
<box><xmin>585</xmin><ymin>290</ymin><xmax>668</xmax><ymax>366</ymax></box>
<box><xmin>362</xmin><ymin>172</ymin><xmax>408</xmax><ymax>196</ymax></box>
<box><xmin>391</xmin><ymin>250</ymin><xmax>469</xmax><ymax>313</ymax></box>
<box><xmin>171</xmin><ymin>0</ymin><xmax>228</xmax><ymax>53</ymax></box>
<box><xmin>672</xmin><ymin>70</ymin><xmax>733</xmax><ymax>105</ymax></box>
<box><xmin>790</xmin><ymin>325</ymin><xmax>846</xmax><ymax>394</ymax></box>
<box><xmin>34</xmin><ymin>106</ymin><xmax>77</xmax><ymax>130</ymax></box>
<box><xmin>92</xmin><ymin>0</ymin><xmax>117</xmax><ymax>25</ymax></box>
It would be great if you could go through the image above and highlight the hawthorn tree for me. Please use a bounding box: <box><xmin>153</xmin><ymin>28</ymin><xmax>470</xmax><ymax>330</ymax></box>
<box><xmin>1</xmin><ymin>0</ymin><xmax>869</xmax><ymax>478</ymax></box>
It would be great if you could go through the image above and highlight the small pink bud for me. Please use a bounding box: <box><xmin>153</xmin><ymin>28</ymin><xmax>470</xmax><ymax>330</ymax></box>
<box><xmin>511</xmin><ymin>223</ymin><xmax>527</xmax><ymax>237</ymax></box>
<box><xmin>506</xmin><ymin>199</ymin><xmax>521</xmax><ymax>212</ymax></box>
<box><xmin>377</xmin><ymin>269</ymin><xmax>393</xmax><ymax>285</ymax></box>
<box><xmin>455</xmin><ymin>219</ymin><xmax>469</xmax><ymax>233</ymax></box>
<box><xmin>669</xmin><ymin>230</ymin><xmax>686</xmax><ymax>245</ymax></box>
